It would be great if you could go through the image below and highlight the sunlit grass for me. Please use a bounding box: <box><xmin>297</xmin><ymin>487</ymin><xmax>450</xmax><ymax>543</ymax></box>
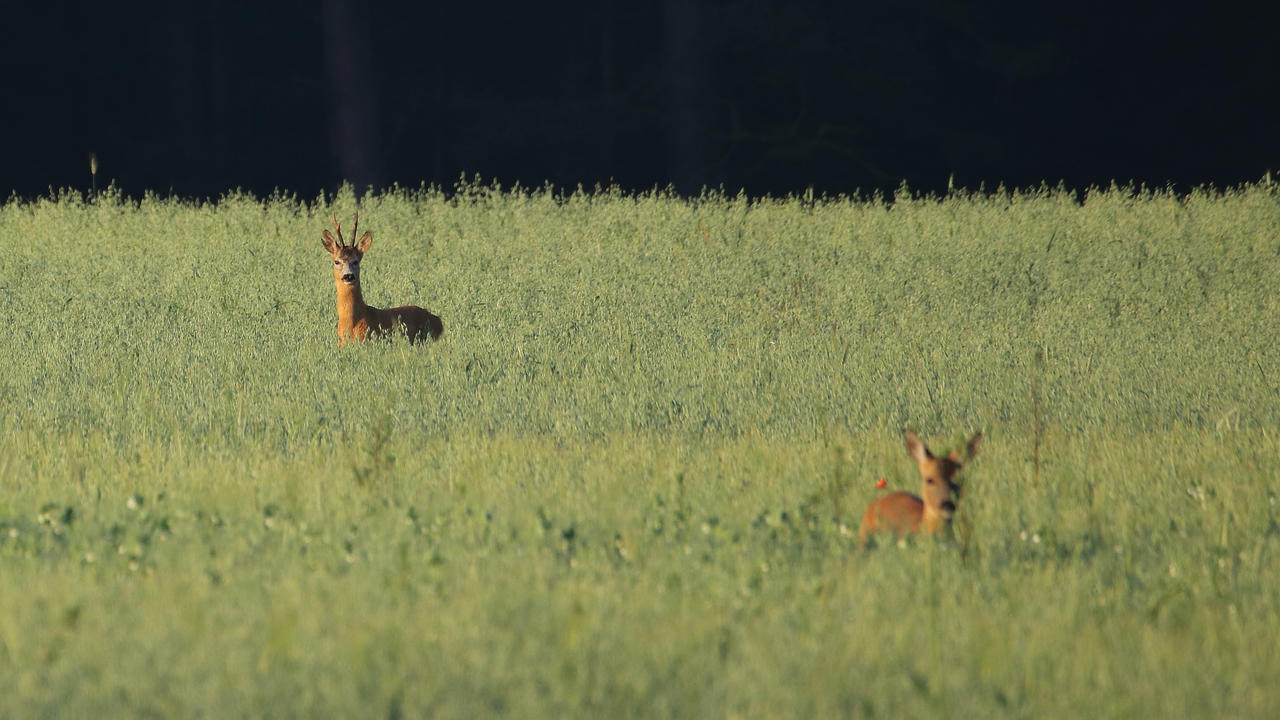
<box><xmin>0</xmin><ymin>180</ymin><xmax>1277</xmax><ymax>717</ymax></box>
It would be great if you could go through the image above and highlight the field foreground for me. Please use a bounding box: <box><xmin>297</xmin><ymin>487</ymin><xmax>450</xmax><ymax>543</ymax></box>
<box><xmin>1</xmin><ymin>182</ymin><xmax>1278</xmax><ymax>717</ymax></box>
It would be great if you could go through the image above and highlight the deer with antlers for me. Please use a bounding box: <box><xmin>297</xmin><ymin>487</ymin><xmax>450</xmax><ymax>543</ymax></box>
<box><xmin>321</xmin><ymin>213</ymin><xmax>443</xmax><ymax>347</ymax></box>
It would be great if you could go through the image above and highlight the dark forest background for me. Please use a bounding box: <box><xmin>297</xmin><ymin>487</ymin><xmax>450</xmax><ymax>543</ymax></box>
<box><xmin>3</xmin><ymin>0</ymin><xmax>1278</xmax><ymax>199</ymax></box>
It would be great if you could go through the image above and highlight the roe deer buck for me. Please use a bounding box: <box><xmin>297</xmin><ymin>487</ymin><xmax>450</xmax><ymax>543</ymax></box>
<box><xmin>859</xmin><ymin>430</ymin><xmax>982</xmax><ymax>546</ymax></box>
<box><xmin>321</xmin><ymin>213</ymin><xmax>443</xmax><ymax>347</ymax></box>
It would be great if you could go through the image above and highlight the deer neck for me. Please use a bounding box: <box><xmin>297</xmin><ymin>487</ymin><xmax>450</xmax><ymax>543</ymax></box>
<box><xmin>335</xmin><ymin>281</ymin><xmax>370</xmax><ymax>326</ymax></box>
<box><xmin>920</xmin><ymin>501</ymin><xmax>954</xmax><ymax>534</ymax></box>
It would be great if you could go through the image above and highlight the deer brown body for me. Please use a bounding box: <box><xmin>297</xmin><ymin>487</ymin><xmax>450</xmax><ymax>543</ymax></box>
<box><xmin>859</xmin><ymin>430</ymin><xmax>981</xmax><ymax>546</ymax></box>
<box><xmin>321</xmin><ymin>213</ymin><xmax>443</xmax><ymax>347</ymax></box>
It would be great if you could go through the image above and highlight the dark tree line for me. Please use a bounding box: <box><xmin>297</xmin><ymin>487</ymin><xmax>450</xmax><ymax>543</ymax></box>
<box><xmin>4</xmin><ymin>1</ymin><xmax>1277</xmax><ymax>198</ymax></box>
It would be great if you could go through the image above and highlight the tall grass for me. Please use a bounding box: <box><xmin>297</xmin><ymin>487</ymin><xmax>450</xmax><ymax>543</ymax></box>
<box><xmin>0</xmin><ymin>180</ymin><xmax>1277</xmax><ymax>717</ymax></box>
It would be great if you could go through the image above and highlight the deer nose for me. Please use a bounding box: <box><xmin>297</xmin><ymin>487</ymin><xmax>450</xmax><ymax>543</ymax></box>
<box><xmin>341</xmin><ymin>273</ymin><xmax>356</xmax><ymax>283</ymax></box>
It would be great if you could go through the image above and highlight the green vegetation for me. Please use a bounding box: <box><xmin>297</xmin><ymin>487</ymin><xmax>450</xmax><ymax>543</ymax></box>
<box><xmin>1</xmin><ymin>180</ymin><xmax>1278</xmax><ymax>717</ymax></box>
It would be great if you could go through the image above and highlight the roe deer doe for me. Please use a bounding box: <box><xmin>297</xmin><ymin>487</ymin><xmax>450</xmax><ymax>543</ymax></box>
<box><xmin>859</xmin><ymin>430</ymin><xmax>982</xmax><ymax>546</ymax></box>
<box><xmin>321</xmin><ymin>213</ymin><xmax>443</xmax><ymax>347</ymax></box>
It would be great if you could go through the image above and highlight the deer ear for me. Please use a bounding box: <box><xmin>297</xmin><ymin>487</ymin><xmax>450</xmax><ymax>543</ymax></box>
<box><xmin>355</xmin><ymin>230</ymin><xmax>372</xmax><ymax>253</ymax></box>
<box><xmin>966</xmin><ymin>433</ymin><xmax>983</xmax><ymax>460</ymax></box>
<box><xmin>322</xmin><ymin>230</ymin><xmax>339</xmax><ymax>254</ymax></box>
<box><xmin>904</xmin><ymin>430</ymin><xmax>931</xmax><ymax>463</ymax></box>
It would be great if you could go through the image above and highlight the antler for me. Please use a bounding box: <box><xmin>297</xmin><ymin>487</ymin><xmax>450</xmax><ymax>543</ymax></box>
<box><xmin>331</xmin><ymin>215</ymin><xmax>346</xmax><ymax>247</ymax></box>
<box><xmin>350</xmin><ymin>211</ymin><xmax>359</xmax><ymax>245</ymax></box>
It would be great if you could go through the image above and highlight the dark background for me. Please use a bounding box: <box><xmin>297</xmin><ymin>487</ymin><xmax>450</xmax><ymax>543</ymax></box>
<box><xmin>4</xmin><ymin>0</ymin><xmax>1277</xmax><ymax>199</ymax></box>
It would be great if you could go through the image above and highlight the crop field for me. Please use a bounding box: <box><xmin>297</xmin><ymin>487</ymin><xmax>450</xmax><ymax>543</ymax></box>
<box><xmin>1</xmin><ymin>180</ymin><xmax>1278</xmax><ymax>717</ymax></box>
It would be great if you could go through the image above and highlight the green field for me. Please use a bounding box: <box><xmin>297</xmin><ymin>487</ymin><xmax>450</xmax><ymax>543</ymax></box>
<box><xmin>1</xmin><ymin>180</ymin><xmax>1278</xmax><ymax>717</ymax></box>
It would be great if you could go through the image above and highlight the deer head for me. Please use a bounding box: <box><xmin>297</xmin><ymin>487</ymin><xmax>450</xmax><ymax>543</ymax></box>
<box><xmin>905</xmin><ymin>429</ymin><xmax>982</xmax><ymax>527</ymax></box>
<box><xmin>321</xmin><ymin>212</ymin><xmax>373</xmax><ymax>287</ymax></box>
